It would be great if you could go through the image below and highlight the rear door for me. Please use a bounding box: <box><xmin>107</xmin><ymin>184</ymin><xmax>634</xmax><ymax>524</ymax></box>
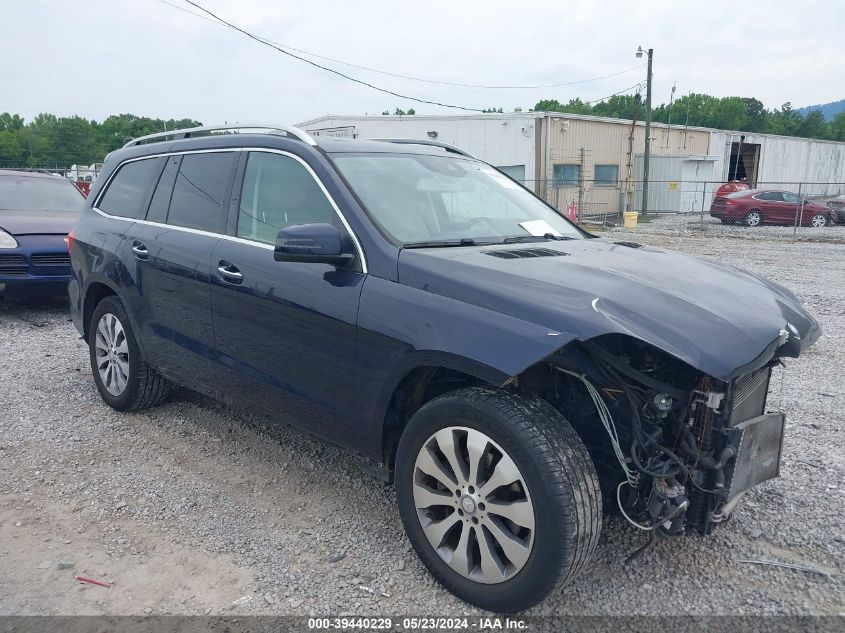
<box><xmin>122</xmin><ymin>150</ymin><xmax>238</xmax><ymax>397</ymax></box>
<box><xmin>210</xmin><ymin>149</ymin><xmax>364</xmax><ymax>445</ymax></box>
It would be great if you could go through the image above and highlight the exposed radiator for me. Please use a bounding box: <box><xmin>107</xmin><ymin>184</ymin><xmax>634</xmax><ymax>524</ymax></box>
<box><xmin>729</xmin><ymin>366</ymin><xmax>771</xmax><ymax>425</ymax></box>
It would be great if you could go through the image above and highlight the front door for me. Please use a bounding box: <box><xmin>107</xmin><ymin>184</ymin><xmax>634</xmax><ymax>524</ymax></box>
<box><xmin>210</xmin><ymin>150</ymin><xmax>364</xmax><ymax>445</ymax></box>
<box><xmin>779</xmin><ymin>191</ymin><xmax>804</xmax><ymax>226</ymax></box>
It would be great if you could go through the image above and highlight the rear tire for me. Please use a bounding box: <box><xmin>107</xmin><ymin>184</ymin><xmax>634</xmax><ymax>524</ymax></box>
<box><xmin>395</xmin><ymin>387</ymin><xmax>602</xmax><ymax>612</ymax></box>
<box><xmin>744</xmin><ymin>210</ymin><xmax>762</xmax><ymax>227</ymax></box>
<box><xmin>89</xmin><ymin>295</ymin><xmax>170</xmax><ymax>411</ymax></box>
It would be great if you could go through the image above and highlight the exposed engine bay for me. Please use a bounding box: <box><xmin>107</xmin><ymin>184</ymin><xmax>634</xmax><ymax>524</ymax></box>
<box><xmin>516</xmin><ymin>334</ymin><xmax>785</xmax><ymax>541</ymax></box>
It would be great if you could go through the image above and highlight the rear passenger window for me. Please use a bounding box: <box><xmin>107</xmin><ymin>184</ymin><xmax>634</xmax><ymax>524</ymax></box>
<box><xmin>146</xmin><ymin>155</ymin><xmax>180</xmax><ymax>223</ymax></box>
<box><xmin>167</xmin><ymin>152</ymin><xmax>236</xmax><ymax>233</ymax></box>
<box><xmin>97</xmin><ymin>158</ymin><xmax>163</xmax><ymax>219</ymax></box>
<box><xmin>237</xmin><ymin>152</ymin><xmax>338</xmax><ymax>245</ymax></box>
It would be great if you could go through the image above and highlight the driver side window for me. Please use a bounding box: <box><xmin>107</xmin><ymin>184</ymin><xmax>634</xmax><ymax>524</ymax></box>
<box><xmin>237</xmin><ymin>152</ymin><xmax>338</xmax><ymax>245</ymax></box>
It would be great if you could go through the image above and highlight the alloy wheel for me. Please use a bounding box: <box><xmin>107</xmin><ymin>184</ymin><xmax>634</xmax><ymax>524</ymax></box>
<box><xmin>746</xmin><ymin>211</ymin><xmax>762</xmax><ymax>227</ymax></box>
<box><xmin>412</xmin><ymin>426</ymin><xmax>535</xmax><ymax>584</ymax></box>
<box><xmin>94</xmin><ymin>313</ymin><xmax>129</xmax><ymax>396</ymax></box>
<box><xmin>811</xmin><ymin>214</ymin><xmax>827</xmax><ymax>228</ymax></box>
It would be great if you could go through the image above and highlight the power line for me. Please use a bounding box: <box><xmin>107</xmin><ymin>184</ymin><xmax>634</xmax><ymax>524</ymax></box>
<box><xmin>585</xmin><ymin>82</ymin><xmax>645</xmax><ymax>105</ymax></box>
<box><xmin>158</xmin><ymin>0</ymin><xmax>643</xmax><ymax>90</ymax></box>
<box><xmin>179</xmin><ymin>1</ymin><xmax>483</xmax><ymax>112</ymax></box>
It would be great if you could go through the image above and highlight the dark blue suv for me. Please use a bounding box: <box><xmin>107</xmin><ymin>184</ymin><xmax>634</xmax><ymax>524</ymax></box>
<box><xmin>68</xmin><ymin>124</ymin><xmax>819</xmax><ymax>612</ymax></box>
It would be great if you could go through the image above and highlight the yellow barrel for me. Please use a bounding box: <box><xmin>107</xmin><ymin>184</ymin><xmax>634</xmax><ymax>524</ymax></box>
<box><xmin>623</xmin><ymin>211</ymin><xmax>638</xmax><ymax>228</ymax></box>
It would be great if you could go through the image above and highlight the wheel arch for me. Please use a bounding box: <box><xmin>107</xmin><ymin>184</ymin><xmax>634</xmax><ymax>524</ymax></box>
<box><xmin>82</xmin><ymin>279</ymin><xmax>119</xmax><ymax>340</ymax></box>
<box><xmin>379</xmin><ymin>354</ymin><xmax>509</xmax><ymax>479</ymax></box>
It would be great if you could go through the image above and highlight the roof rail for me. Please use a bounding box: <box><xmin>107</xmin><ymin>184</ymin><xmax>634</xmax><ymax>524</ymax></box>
<box><xmin>123</xmin><ymin>123</ymin><xmax>317</xmax><ymax>148</ymax></box>
<box><xmin>370</xmin><ymin>138</ymin><xmax>477</xmax><ymax>159</ymax></box>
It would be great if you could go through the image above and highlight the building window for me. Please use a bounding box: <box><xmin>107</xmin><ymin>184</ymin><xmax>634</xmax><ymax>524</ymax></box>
<box><xmin>553</xmin><ymin>164</ymin><xmax>580</xmax><ymax>187</ymax></box>
<box><xmin>496</xmin><ymin>164</ymin><xmax>525</xmax><ymax>183</ymax></box>
<box><xmin>594</xmin><ymin>165</ymin><xmax>619</xmax><ymax>187</ymax></box>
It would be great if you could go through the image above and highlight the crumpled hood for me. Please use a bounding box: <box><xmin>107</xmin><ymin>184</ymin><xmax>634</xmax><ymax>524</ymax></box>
<box><xmin>398</xmin><ymin>238</ymin><xmax>820</xmax><ymax>380</ymax></box>
<box><xmin>0</xmin><ymin>209</ymin><xmax>80</xmax><ymax>235</ymax></box>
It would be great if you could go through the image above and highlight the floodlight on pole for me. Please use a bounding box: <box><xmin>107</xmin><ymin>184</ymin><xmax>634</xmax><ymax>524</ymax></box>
<box><xmin>636</xmin><ymin>46</ymin><xmax>653</xmax><ymax>217</ymax></box>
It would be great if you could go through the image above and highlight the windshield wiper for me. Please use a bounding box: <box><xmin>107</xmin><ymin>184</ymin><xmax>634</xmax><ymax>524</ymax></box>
<box><xmin>502</xmin><ymin>235</ymin><xmax>550</xmax><ymax>244</ymax></box>
<box><xmin>403</xmin><ymin>238</ymin><xmax>481</xmax><ymax>249</ymax></box>
<box><xmin>502</xmin><ymin>233</ymin><xmax>575</xmax><ymax>244</ymax></box>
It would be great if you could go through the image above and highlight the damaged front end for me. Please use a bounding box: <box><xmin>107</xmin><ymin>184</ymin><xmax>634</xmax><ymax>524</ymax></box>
<box><xmin>516</xmin><ymin>334</ymin><xmax>789</xmax><ymax>538</ymax></box>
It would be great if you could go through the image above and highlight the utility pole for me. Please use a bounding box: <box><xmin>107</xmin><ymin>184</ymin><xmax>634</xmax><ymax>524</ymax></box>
<box><xmin>666</xmin><ymin>82</ymin><xmax>676</xmax><ymax>148</ymax></box>
<box><xmin>636</xmin><ymin>46</ymin><xmax>654</xmax><ymax>218</ymax></box>
<box><xmin>578</xmin><ymin>146</ymin><xmax>586</xmax><ymax>215</ymax></box>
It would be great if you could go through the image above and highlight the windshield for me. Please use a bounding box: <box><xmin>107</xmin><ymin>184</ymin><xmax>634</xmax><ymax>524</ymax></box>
<box><xmin>0</xmin><ymin>175</ymin><xmax>84</xmax><ymax>211</ymax></box>
<box><xmin>331</xmin><ymin>152</ymin><xmax>582</xmax><ymax>245</ymax></box>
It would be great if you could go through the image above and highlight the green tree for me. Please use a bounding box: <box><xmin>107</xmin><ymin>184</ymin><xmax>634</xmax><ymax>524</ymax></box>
<box><xmin>0</xmin><ymin>112</ymin><xmax>202</xmax><ymax>168</ymax></box>
<box><xmin>796</xmin><ymin>109</ymin><xmax>826</xmax><ymax>139</ymax></box>
<box><xmin>533</xmin><ymin>94</ymin><xmax>837</xmax><ymax>141</ymax></box>
<box><xmin>829</xmin><ymin>111</ymin><xmax>845</xmax><ymax>142</ymax></box>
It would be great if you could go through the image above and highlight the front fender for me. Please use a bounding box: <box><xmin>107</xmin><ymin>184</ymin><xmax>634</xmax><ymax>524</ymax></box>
<box><xmin>355</xmin><ymin>276</ymin><xmax>573</xmax><ymax>461</ymax></box>
<box><xmin>359</xmin><ymin>275</ymin><xmax>573</xmax><ymax>381</ymax></box>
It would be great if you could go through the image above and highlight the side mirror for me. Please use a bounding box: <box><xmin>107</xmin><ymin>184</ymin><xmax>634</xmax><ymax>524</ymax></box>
<box><xmin>274</xmin><ymin>223</ymin><xmax>353</xmax><ymax>266</ymax></box>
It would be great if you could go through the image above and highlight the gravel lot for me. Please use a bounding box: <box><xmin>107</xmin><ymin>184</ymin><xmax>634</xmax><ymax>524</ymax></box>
<box><xmin>1</xmin><ymin>223</ymin><xmax>843</xmax><ymax>617</ymax></box>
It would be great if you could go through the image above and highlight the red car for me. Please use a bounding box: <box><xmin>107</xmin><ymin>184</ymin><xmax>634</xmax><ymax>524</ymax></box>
<box><xmin>710</xmin><ymin>189</ymin><xmax>834</xmax><ymax>227</ymax></box>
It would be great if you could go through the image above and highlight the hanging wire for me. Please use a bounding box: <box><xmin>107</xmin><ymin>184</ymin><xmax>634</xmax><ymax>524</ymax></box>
<box><xmin>180</xmin><ymin>0</ymin><xmax>485</xmax><ymax>112</ymax></box>
<box><xmin>158</xmin><ymin>0</ymin><xmax>644</xmax><ymax>90</ymax></box>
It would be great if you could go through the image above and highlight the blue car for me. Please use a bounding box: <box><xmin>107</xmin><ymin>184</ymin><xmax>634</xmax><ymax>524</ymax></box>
<box><xmin>0</xmin><ymin>170</ymin><xmax>83</xmax><ymax>298</ymax></box>
<box><xmin>68</xmin><ymin>124</ymin><xmax>819</xmax><ymax>612</ymax></box>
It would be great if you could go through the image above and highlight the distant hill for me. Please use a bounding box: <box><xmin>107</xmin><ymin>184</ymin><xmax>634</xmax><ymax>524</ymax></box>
<box><xmin>798</xmin><ymin>99</ymin><xmax>845</xmax><ymax>120</ymax></box>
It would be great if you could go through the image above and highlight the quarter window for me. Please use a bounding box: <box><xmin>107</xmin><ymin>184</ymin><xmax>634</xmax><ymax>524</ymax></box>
<box><xmin>98</xmin><ymin>157</ymin><xmax>164</xmax><ymax>219</ymax></box>
<box><xmin>167</xmin><ymin>152</ymin><xmax>236</xmax><ymax>233</ymax></box>
<box><xmin>237</xmin><ymin>152</ymin><xmax>338</xmax><ymax>245</ymax></box>
<box><xmin>553</xmin><ymin>164</ymin><xmax>580</xmax><ymax>187</ymax></box>
<box><xmin>594</xmin><ymin>165</ymin><xmax>619</xmax><ymax>187</ymax></box>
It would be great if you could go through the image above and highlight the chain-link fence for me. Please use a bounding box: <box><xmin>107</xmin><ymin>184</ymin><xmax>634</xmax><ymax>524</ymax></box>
<box><xmin>516</xmin><ymin>177</ymin><xmax>845</xmax><ymax>239</ymax></box>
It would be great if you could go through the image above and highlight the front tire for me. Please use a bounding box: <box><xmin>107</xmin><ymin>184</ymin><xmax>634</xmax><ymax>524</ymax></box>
<box><xmin>811</xmin><ymin>213</ymin><xmax>828</xmax><ymax>228</ymax></box>
<box><xmin>89</xmin><ymin>295</ymin><xmax>170</xmax><ymax>411</ymax></box>
<box><xmin>395</xmin><ymin>387</ymin><xmax>601</xmax><ymax>612</ymax></box>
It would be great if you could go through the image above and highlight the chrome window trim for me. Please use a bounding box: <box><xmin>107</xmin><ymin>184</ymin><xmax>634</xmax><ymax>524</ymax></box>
<box><xmin>92</xmin><ymin>147</ymin><xmax>368</xmax><ymax>273</ymax></box>
<box><xmin>92</xmin><ymin>148</ymin><xmax>242</xmax><ymax>210</ymax></box>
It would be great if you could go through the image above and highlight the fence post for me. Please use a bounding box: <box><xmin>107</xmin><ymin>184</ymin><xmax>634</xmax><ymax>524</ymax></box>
<box><xmin>793</xmin><ymin>182</ymin><xmax>803</xmax><ymax>240</ymax></box>
<box><xmin>700</xmin><ymin>181</ymin><xmax>707</xmax><ymax>229</ymax></box>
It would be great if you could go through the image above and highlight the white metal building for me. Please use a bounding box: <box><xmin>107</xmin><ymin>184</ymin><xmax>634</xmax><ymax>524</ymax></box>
<box><xmin>298</xmin><ymin>113</ymin><xmax>845</xmax><ymax>215</ymax></box>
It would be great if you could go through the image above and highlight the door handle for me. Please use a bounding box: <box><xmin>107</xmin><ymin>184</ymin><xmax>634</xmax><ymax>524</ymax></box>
<box><xmin>217</xmin><ymin>261</ymin><xmax>243</xmax><ymax>284</ymax></box>
<box><xmin>131</xmin><ymin>242</ymin><xmax>149</xmax><ymax>259</ymax></box>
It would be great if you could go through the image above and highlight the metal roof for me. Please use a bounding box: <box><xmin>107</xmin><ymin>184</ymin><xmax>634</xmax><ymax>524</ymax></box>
<box><xmin>298</xmin><ymin>112</ymin><xmax>845</xmax><ymax>147</ymax></box>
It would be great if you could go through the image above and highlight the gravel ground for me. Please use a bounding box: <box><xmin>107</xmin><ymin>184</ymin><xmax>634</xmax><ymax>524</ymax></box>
<box><xmin>0</xmin><ymin>226</ymin><xmax>843</xmax><ymax>617</ymax></box>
